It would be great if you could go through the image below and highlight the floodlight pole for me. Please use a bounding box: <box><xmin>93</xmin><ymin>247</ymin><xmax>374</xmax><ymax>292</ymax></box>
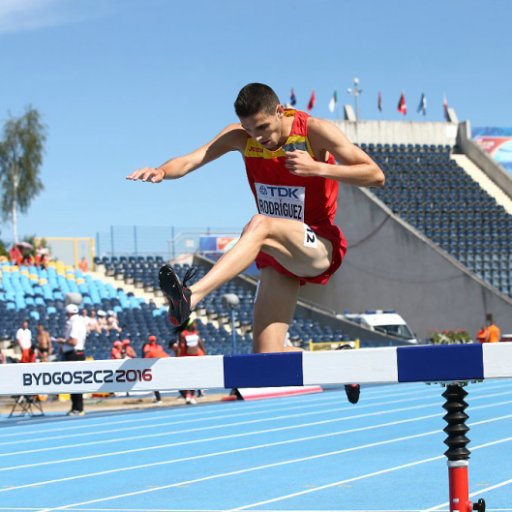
<box><xmin>230</xmin><ymin>309</ymin><xmax>237</xmax><ymax>354</ymax></box>
<box><xmin>347</xmin><ymin>77</ymin><xmax>362</xmax><ymax>121</ymax></box>
<box><xmin>222</xmin><ymin>293</ymin><xmax>240</xmax><ymax>355</ymax></box>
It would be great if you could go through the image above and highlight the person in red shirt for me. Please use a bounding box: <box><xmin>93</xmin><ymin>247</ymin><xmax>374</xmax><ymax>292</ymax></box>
<box><xmin>111</xmin><ymin>340</ymin><xmax>124</xmax><ymax>359</ymax></box>
<box><xmin>78</xmin><ymin>257</ymin><xmax>89</xmax><ymax>273</ymax></box>
<box><xmin>143</xmin><ymin>335</ymin><xmax>169</xmax><ymax>358</ymax></box>
<box><xmin>9</xmin><ymin>245</ymin><xmax>23</xmax><ymax>266</ymax></box>
<box><xmin>122</xmin><ymin>339</ymin><xmax>137</xmax><ymax>358</ymax></box>
<box><xmin>128</xmin><ymin>83</ymin><xmax>382</xmax><ymax>350</ymax></box>
<box><xmin>128</xmin><ymin>84</ymin><xmax>383</xmax><ymax>405</ymax></box>
<box><xmin>143</xmin><ymin>335</ymin><xmax>168</xmax><ymax>404</ymax></box>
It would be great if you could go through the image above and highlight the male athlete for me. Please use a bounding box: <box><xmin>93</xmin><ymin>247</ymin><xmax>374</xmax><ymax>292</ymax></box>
<box><xmin>127</xmin><ymin>83</ymin><xmax>384</xmax><ymax>401</ymax></box>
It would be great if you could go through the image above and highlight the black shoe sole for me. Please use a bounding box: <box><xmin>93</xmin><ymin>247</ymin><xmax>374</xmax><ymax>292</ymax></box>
<box><xmin>345</xmin><ymin>384</ymin><xmax>360</xmax><ymax>404</ymax></box>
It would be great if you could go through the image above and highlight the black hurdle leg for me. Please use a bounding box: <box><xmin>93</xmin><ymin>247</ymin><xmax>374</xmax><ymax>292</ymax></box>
<box><xmin>443</xmin><ymin>383</ymin><xmax>486</xmax><ymax>512</ymax></box>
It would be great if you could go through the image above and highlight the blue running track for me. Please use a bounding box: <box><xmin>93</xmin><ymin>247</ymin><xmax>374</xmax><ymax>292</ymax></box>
<box><xmin>0</xmin><ymin>380</ymin><xmax>511</xmax><ymax>512</ymax></box>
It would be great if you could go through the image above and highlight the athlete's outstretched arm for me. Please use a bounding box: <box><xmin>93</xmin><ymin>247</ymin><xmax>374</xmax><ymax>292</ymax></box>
<box><xmin>126</xmin><ymin>124</ymin><xmax>247</xmax><ymax>183</ymax></box>
<box><xmin>284</xmin><ymin>117</ymin><xmax>385</xmax><ymax>188</ymax></box>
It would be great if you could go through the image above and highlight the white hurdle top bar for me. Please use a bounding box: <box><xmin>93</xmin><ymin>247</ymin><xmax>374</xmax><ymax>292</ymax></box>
<box><xmin>1</xmin><ymin>343</ymin><xmax>511</xmax><ymax>396</ymax></box>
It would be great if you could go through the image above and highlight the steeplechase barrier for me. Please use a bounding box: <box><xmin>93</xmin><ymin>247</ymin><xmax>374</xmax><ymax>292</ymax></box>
<box><xmin>2</xmin><ymin>342</ymin><xmax>511</xmax><ymax>512</ymax></box>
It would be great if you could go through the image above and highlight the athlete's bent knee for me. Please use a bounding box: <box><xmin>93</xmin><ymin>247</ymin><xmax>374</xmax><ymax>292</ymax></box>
<box><xmin>243</xmin><ymin>214</ymin><xmax>272</xmax><ymax>241</ymax></box>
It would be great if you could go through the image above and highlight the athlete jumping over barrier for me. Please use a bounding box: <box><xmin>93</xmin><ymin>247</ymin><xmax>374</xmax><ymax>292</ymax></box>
<box><xmin>127</xmin><ymin>83</ymin><xmax>384</xmax><ymax>341</ymax></box>
<box><xmin>127</xmin><ymin>83</ymin><xmax>384</xmax><ymax>404</ymax></box>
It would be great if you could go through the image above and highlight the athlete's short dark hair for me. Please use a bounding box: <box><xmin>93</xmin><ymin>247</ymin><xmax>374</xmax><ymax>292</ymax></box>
<box><xmin>234</xmin><ymin>83</ymin><xmax>280</xmax><ymax>118</ymax></box>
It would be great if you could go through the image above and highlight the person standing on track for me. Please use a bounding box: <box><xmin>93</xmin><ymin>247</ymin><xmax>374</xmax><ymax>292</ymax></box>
<box><xmin>172</xmin><ymin>315</ymin><xmax>207</xmax><ymax>405</ymax></box>
<box><xmin>55</xmin><ymin>304</ymin><xmax>87</xmax><ymax>416</ymax></box>
<box><xmin>143</xmin><ymin>335</ymin><xmax>169</xmax><ymax>404</ymax></box>
<box><xmin>127</xmin><ymin>83</ymin><xmax>384</xmax><ymax>404</ymax></box>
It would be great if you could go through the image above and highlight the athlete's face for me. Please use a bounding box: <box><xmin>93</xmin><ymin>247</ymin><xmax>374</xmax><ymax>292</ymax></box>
<box><xmin>239</xmin><ymin>105</ymin><xmax>284</xmax><ymax>150</ymax></box>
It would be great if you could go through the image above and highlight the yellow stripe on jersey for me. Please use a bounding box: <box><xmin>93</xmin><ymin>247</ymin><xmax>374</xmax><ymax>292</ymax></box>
<box><xmin>244</xmin><ymin>134</ymin><xmax>315</xmax><ymax>159</ymax></box>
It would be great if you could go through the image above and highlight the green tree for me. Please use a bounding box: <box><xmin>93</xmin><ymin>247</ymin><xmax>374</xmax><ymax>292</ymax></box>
<box><xmin>0</xmin><ymin>106</ymin><xmax>47</xmax><ymax>244</ymax></box>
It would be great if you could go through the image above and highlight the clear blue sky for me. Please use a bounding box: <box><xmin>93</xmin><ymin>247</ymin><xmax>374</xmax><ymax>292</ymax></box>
<box><xmin>1</xmin><ymin>0</ymin><xmax>511</xmax><ymax>242</ymax></box>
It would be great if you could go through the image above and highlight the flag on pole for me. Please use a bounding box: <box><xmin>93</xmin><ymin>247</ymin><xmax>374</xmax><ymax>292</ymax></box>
<box><xmin>377</xmin><ymin>91</ymin><xmax>382</xmax><ymax>112</ymax></box>
<box><xmin>328</xmin><ymin>91</ymin><xmax>338</xmax><ymax>113</ymax></box>
<box><xmin>443</xmin><ymin>94</ymin><xmax>450</xmax><ymax>121</ymax></box>
<box><xmin>397</xmin><ymin>92</ymin><xmax>407</xmax><ymax>115</ymax></box>
<box><xmin>290</xmin><ymin>88</ymin><xmax>297</xmax><ymax>107</ymax></box>
<box><xmin>307</xmin><ymin>90</ymin><xmax>316</xmax><ymax>111</ymax></box>
<box><xmin>417</xmin><ymin>93</ymin><xmax>427</xmax><ymax>116</ymax></box>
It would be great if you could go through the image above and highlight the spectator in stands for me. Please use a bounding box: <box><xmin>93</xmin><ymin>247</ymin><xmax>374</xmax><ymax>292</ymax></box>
<box><xmin>128</xmin><ymin>83</ymin><xmax>382</xmax><ymax>405</ymax></box>
<box><xmin>35</xmin><ymin>247</ymin><xmax>49</xmax><ymax>269</ymax></box>
<box><xmin>9</xmin><ymin>245</ymin><xmax>23</xmax><ymax>266</ymax></box>
<box><xmin>107</xmin><ymin>311</ymin><xmax>122</xmax><ymax>333</ymax></box>
<box><xmin>143</xmin><ymin>335</ymin><xmax>169</xmax><ymax>358</ymax></box>
<box><xmin>111</xmin><ymin>340</ymin><xmax>124</xmax><ymax>359</ymax></box>
<box><xmin>122</xmin><ymin>338</ymin><xmax>137</xmax><ymax>358</ymax></box>
<box><xmin>78</xmin><ymin>257</ymin><xmax>88</xmax><ymax>273</ymax></box>
<box><xmin>55</xmin><ymin>304</ymin><xmax>87</xmax><ymax>416</ymax></box>
<box><xmin>16</xmin><ymin>319</ymin><xmax>33</xmax><ymax>363</ymax></box>
<box><xmin>172</xmin><ymin>315</ymin><xmax>206</xmax><ymax>405</ymax></box>
<box><xmin>143</xmin><ymin>335</ymin><xmax>169</xmax><ymax>404</ymax></box>
<box><xmin>80</xmin><ymin>308</ymin><xmax>91</xmax><ymax>330</ymax></box>
<box><xmin>84</xmin><ymin>309</ymin><xmax>101</xmax><ymax>334</ymax></box>
<box><xmin>97</xmin><ymin>310</ymin><xmax>108</xmax><ymax>331</ymax></box>
<box><xmin>36</xmin><ymin>323</ymin><xmax>52</xmax><ymax>362</ymax></box>
<box><xmin>476</xmin><ymin>314</ymin><xmax>501</xmax><ymax>343</ymax></box>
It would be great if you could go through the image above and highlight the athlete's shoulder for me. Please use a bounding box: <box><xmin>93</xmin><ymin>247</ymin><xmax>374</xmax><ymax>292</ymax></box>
<box><xmin>217</xmin><ymin>123</ymin><xmax>249</xmax><ymax>151</ymax></box>
<box><xmin>307</xmin><ymin>115</ymin><xmax>339</xmax><ymax>134</ymax></box>
<box><xmin>307</xmin><ymin>116</ymin><xmax>350</xmax><ymax>145</ymax></box>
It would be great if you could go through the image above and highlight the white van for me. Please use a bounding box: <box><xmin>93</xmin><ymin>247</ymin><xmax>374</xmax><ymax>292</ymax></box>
<box><xmin>343</xmin><ymin>309</ymin><xmax>419</xmax><ymax>344</ymax></box>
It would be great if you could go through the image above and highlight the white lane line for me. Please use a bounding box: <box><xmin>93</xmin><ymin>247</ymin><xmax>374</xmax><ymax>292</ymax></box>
<box><xmin>35</xmin><ymin>435</ymin><xmax>512</xmax><ymax>512</ymax></box>
<box><xmin>0</xmin><ymin>410</ymin><xmax>449</xmax><ymax>485</ymax></box>
<box><xmin>2</xmin><ymin>389</ymin><xmax>510</xmax><ymax>461</ymax></box>
<box><xmin>0</xmin><ymin>393</ymin><xmax>447</xmax><ymax>454</ymax></box>
<box><xmin>229</xmin><ymin>436</ymin><xmax>512</xmax><ymax>511</ymax></box>
<box><xmin>4</xmin><ymin>396</ymin><xmax>512</xmax><ymax>470</ymax></box>
<box><xmin>1</xmin><ymin>408</ymin><xmax>447</xmax><ymax>472</ymax></box>
<box><xmin>0</xmin><ymin>389</ymin><xmax>436</xmax><ymax>445</ymax></box>
<box><xmin>1</xmin><ymin>379</ymin><xmax>507</xmax><ymax>438</ymax></box>
<box><xmin>3</xmin><ymin>414</ymin><xmax>511</xmax><ymax>501</ymax></box>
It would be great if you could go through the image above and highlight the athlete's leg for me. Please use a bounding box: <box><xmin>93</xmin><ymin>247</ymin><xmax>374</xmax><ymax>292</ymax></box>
<box><xmin>189</xmin><ymin>214</ymin><xmax>332</xmax><ymax>308</ymax></box>
<box><xmin>252</xmin><ymin>267</ymin><xmax>300</xmax><ymax>353</ymax></box>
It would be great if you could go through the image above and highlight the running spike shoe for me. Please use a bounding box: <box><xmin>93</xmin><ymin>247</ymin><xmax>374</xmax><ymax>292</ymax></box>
<box><xmin>158</xmin><ymin>264</ymin><xmax>196</xmax><ymax>326</ymax></box>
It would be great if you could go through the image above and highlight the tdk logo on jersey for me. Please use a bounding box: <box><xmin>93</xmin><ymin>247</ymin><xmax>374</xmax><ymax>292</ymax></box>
<box><xmin>255</xmin><ymin>182</ymin><xmax>305</xmax><ymax>222</ymax></box>
<box><xmin>263</xmin><ymin>186</ymin><xmax>301</xmax><ymax>199</ymax></box>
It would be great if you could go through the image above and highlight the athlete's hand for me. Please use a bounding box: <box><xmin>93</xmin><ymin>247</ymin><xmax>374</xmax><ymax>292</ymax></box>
<box><xmin>126</xmin><ymin>167</ymin><xmax>166</xmax><ymax>183</ymax></box>
<box><xmin>284</xmin><ymin>150</ymin><xmax>321</xmax><ymax>177</ymax></box>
